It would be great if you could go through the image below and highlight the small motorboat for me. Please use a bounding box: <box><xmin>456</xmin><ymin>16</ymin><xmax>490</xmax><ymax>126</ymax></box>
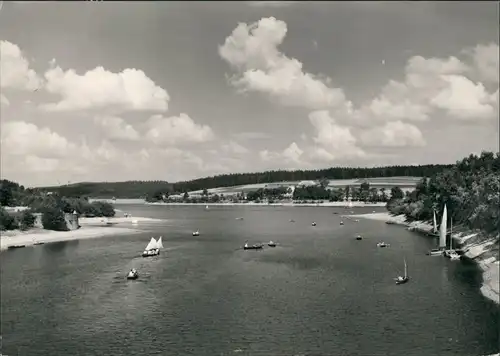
<box><xmin>243</xmin><ymin>241</ymin><xmax>263</xmax><ymax>250</ymax></box>
<box><xmin>377</xmin><ymin>242</ymin><xmax>390</xmax><ymax>248</ymax></box>
<box><xmin>311</xmin><ymin>222</ymin><xmax>317</xmax><ymax>226</ymax></box>
<box><xmin>8</xmin><ymin>245</ymin><xmax>26</xmax><ymax>249</ymax></box>
<box><xmin>340</xmin><ymin>221</ymin><xmax>344</xmax><ymax>225</ymax></box>
<box><xmin>427</xmin><ymin>248</ymin><xmax>444</xmax><ymax>256</ymax></box>
<box><xmin>268</xmin><ymin>240</ymin><xmax>277</xmax><ymax>247</ymax></box>
<box><xmin>127</xmin><ymin>268</ymin><xmax>139</xmax><ymax>280</ymax></box>
<box><xmin>355</xmin><ymin>235</ymin><xmax>362</xmax><ymax>240</ymax></box>
<box><xmin>192</xmin><ymin>230</ymin><xmax>200</xmax><ymax>236</ymax></box>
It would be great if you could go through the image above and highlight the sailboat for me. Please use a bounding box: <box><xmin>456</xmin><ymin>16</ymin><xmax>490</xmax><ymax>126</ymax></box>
<box><xmin>127</xmin><ymin>268</ymin><xmax>139</xmax><ymax>280</ymax></box>
<box><xmin>141</xmin><ymin>237</ymin><xmax>160</xmax><ymax>257</ymax></box>
<box><xmin>428</xmin><ymin>205</ymin><xmax>447</xmax><ymax>256</ymax></box>
<box><xmin>395</xmin><ymin>258</ymin><xmax>410</xmax><ymax>284</ymax></box>
<box><xmin>428</xmin><ymin>210</ymin><xmax>439</xmax><ymax>237</ymax></box>
<box><xmin>444</xmin><ymin>218</ymin><xmax>460</xmax><ymax>260</ymax></box>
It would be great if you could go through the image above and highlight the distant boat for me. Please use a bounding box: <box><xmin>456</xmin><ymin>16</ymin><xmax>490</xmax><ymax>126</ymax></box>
<box><xmin>243</xmin><ymin>241</ymin><xmax>263</xmax><ymax>250</ymax></box>
<box><xmin>377</xmin><ymin>242</ymin><xmax>389</xmax><ymax>247</ymax></box>
<box><xmin>205</xmin><ymin>205</ymin><xmax>209</xmax><ymax>210</ymax></box>
<box><xmin>290</xmin><ymin>219</ymin><xmax>295</xmax><ymax>222</ymax></box>
<box><xmin>395</xmin><ymin>258</ymin><xmax>410</xmax><ymax>285</ymax></box>
<box><xmin>192</xmin><ymin>230</ymin><xmax>200</xmax><ymax>236</ymax></box>
<box><xmin>127</xmin><ymin>268</ymin><xmax>139</xmax><ymax>280</ymax></box>
<box><xmin>355</xmin><ymin>235</ymin><xmax>363</xmax><ymax>240</ymax></box>
<box><xmin>142</xmin><ymin>237</ymin><xmax>160</xmax><ymax>257</ymax></box>
<box><xmin>236</xmin><ymin>217</ymin><xmax>244</xmax><ymax>220</ymax></box>
<box><xmin>311</xmin><ymin>222</ymin><xmax>317</xmax><ymax>226</ymax></box>
<box><xmin>340</xmin><ymin>221</ymin><xmax>344</xmax><ymax>225</ymax></box>
<box><xmin>385</xmin><ymin>220</ymin><xmax>395</xmax><ymax>225</ymax></box>
<box><xmin>268</xmin><ymin>240</ymin><xmax>277</xmax><ymax>247</ymax></box>
<box><xmin>7</xmin><ymin>245</ymin><xmax>25</xmax><ymax>249</ymax></box>
<box><xmin>354</xmin><ymin>219</ymin><xmax>360</xmax><ymax>222</ymax></box>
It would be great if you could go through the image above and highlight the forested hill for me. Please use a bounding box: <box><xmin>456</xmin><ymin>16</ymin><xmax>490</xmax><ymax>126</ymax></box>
<box><xmin>37</xmin><ymin>164</ymin><xmax>452</xmax><ymax>199</ymax></box>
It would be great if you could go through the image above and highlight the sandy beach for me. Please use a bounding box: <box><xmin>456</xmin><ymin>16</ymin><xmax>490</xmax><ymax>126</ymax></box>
<box><xmin>147</xmin><ymin>201</ymin><xmax>388</xmax><ymax>207</ymax></box>
<box><xmin>0</xmin><ymin>216</ymin><xmax>162</xmax><ymax>251</ymax></box>
<box><xmin>350</xmin><ymin>212</ymin><xmax>500</xmax><ymax>305</ymax></box>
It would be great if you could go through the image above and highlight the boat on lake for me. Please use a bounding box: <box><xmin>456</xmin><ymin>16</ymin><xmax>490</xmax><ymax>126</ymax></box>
<box><xmin>268</xmin><ymin>240</ymin><xmax>277</xmax><ymax>247</ymax></box>
<box><xmin>395</xmin><ymin>258</ymin><xmax>409</xmax><ymax>285</ymax></box>
<box><xmin>377</xmin><ymin>242</ymin><xmax>389</xmax><ymax>247</ymax></box>
<box><xmin>127</xmin><ymin>268</ymin><xmax>139</xmax><ymax>280</ymax></box>
<box><xmin>428</xmin><ymin>206</ymin><xmax>447</xmax><ymax>256</ymax></box>
<box><xmin>311</xmin><ymin>222</ymin><xmax>316</xmax><ymax>226</ymax></box>
<box><xmin>7</xmin><ymin>245</ymin><xmax>26</xmax><ymax>249</ymax></box>
<box><xmin>192</xmin><ymin>230</ymin><xmax>200</xmax><ymax>236</ymax></box>
<box><xmin>243</xmin><ymin>241</ymin><xmax>263</xmax><ymax>250</ymax></box>
<box><xmin>142</xmin><ymin>237</ymin><xmax>161</xmax><ymax>257</ymax></box>
<box><xmin>355</xmin><ymin>235</ymin><xmax>363</xmax><ymax>240</ymax></box>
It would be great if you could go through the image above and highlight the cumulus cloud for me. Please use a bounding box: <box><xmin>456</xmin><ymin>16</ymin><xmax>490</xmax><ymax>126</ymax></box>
<box><xmin>221</xmin><ymin>140</ymin><xmax>249</xmax><ymax>154</ymax></box>
<box><xmin>0</xmin><ymin>40</ymin><xmax>41</xmax><ymax>91</ymax></box>
<box><xmin>145</xmin><ymin>113</ymin><xmax>215</xmax><ymax>146</ymax></box>
<box><xmin>359</xmin><ymin>121</ymin><xmax>426</xmax><ymax>148</ymax></box>
<box><xmin>282</xmin><ymin>142</ymin><xmax>303</xmax><ymax>163</ymax></box>
<box><xmin>467</xmin><ymin>43</ymin><xmax>499</xmax><ymax>83</ymax></box>
<box><xmin>41</xmin><ymin>65</ymin><xmax>169</xmax><ymax>112</ymax></box>
<box><xmin>94</xmin><ymin>116</ymin><xmax>140</xmax><ymax>141</ymax></box>
<box><xmin>1</xmin><ymin>121</ymin><xmax>78</xmax><ymax>159</ymax></box>
<box><xmin>219</xmin><ymin>17</ymin><xmax>346</xmax><ymax>110</ymax></box>
<box><xmin>308</xmin><ymin>110</ymin><xmax>366</xmax><ymax>161</ymax></box>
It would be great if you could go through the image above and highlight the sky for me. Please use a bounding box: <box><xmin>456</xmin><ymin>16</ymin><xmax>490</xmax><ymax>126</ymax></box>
<box><xmin>0</xmin><ymin>1</ymin><xmax>498</xmax><ymax>187</ymax></box>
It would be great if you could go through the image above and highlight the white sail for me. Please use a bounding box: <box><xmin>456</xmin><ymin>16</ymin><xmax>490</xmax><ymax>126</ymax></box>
<box><xmin>439</xmin><ymin>205</ymin><xmax>447</xmax><ymax>249</ymax></box>
<box><xmin>404</xmin><ymin>258</ymin><xmax>408</xmax><ymax>278</ymax></box>
<box><xmin>433</xmin><ymin>210</ymin><xmax>437</xmax><ymax>233</ymax></box>
<box><xmin>157</xmin><ymin>236</ymin><xmax>164</xmax><ymax>249</ymax></box>
<box><xmin>145</xmin><ymin>237</ymin><xmax>157</xmax><ymax>251</ymax></box>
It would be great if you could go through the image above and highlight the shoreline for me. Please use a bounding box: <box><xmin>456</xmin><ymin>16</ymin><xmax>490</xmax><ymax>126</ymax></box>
<box><xmin>146</xmin><ymin>201</ymin><xmax>387</xmax><ymax>207</ymax></box>
<box><xmin>0</xmin><ymin>216</ymin><xmax>162</xmax><ymax>251</ymax></box>
<box><xmin>349</xmin><ymin>212</ymin><xmax>499</xmax><ymax>305</ymax></box>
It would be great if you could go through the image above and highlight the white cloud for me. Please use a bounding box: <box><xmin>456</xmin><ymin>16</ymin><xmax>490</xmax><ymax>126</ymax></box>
<box><xmin>468</xmin><ymin>43</ymin><xmax>499</xmax><ymax>83</ymax></box>
<box><xmin>145</xmin><ymin>113</ymin><xmax>215</xmax><ymax>146</ymax></box>
<box><xmin>1</xmin><ymin>94</ymin><xmax>9</xmax><ymax>106</ymax></box>
<box><xmin>282</xmin><ymin>142</ymin><xmax>303</xmax><ymax>163</ymax></box>
<box><xmin>359</xmin><ymin>121</ymin><xmax>426</xmax><ymax>148</ymax></box>
<box><xmin>221</xmin><ymin>140</ymin><xmax>249</xmax><ymax>154</ymax></box>
<box><xmin>307</xmin><ymin>110</ymin><xmax>366</xmax><ymax>161</ymax></box>
<box><xmin>1</xmin><ymin>121</ymin><xmax>78</xmax><ymax>159</ymax></box>
<box><xmin>41</xmin><ymin>65</ymin><xmax>169</xmax><ymax>112</ymax></box>
<box><xmin>0</xmin><ymin>40</ymin><xmax>41</xmax><ymax>91</ymax></box>
<box><xmin>94</xmin><ymin>116</ymin><xmax>140</xmax><ymax>141</ymax></box>
<box><xmin>219</xmin><ymin>17</ymin><xmax>346</xmax><ymax>110</ymax></box>
<box><xmin>232</xmin><ymin>131</ymin><xmax>271</xmax><ymax>140</ymax></box>
<box><xmin>430</xmin><ymin>75</ymin><xmax>496</xmax><ymax>120</ymax></box>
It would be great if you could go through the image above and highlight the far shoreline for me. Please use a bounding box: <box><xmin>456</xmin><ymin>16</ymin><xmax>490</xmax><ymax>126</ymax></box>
<box><xmin>145</xmin><ymin>201</ymin><xmax>388</xmax><ymax>207</ymax></box>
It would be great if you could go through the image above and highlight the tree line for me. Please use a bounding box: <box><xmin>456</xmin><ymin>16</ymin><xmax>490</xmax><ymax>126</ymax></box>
<box><xmin>0</xmin><ymin>179</ymin><xmax>116</xmax><ymax>232</ymax></box>
<box><xmin>37</xmin><ymin>164</ymin><xmax>451</xmax><ymax>199</ymax></box>
<box><xmin>386</xmin><ymin>151</ymin><xmax>500</xmax><ymax>236</ymax></box>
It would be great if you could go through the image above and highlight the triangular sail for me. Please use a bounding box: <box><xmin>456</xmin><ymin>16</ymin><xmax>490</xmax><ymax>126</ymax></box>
<box><xmin>433</xmin><ymin>210</ymin><xmax>437</xmax><ymax>233</ymax></box>
<box><xmin>439</xmin><ymin>205</ymin><xmax>447</xmax><ymax>249</ymax></box>
<box><xmin>157</xmin><ymin>236</ymin><xmax>164</xmax><ymax>249</ymax></box>
<box><xmin>145</xmin><ymin>237</ymin><xmax>157</xmax><ymax>251</ymax></box>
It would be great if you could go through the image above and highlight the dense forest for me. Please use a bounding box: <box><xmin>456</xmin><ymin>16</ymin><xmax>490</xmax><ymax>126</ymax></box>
<box><xmin>0</xmin><ymin>179</ymin><xmax>115</xmax><ymax>231</ymax></box>
<box><xmin>38</xmin><ymin>164</ymin><xmax>451</xmax><ymax>199</ymax></box>
<box><xmin>386</xmin><ymin>151</ymin><xmax>500</xmax><ymax>236</ymax></box>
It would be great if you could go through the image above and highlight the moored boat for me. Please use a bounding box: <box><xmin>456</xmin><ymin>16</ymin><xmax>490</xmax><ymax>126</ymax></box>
<box><xmin>7</xmin><ymin>245</ymin><xmax>26</xmax><ymax>249</ymax></box>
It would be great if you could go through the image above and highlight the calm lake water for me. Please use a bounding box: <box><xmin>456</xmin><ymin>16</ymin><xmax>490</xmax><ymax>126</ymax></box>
<box><xmin>1</xmin><ymin>205</ymin><xmax>498</xmax><ymax>356</ymax></box>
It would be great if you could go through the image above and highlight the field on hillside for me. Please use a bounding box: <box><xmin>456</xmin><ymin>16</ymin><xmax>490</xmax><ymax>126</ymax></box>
<box><xmin>188</xmin><ymin>176</ymin><xmax>421</xmax><ymax>195</ymax></box>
